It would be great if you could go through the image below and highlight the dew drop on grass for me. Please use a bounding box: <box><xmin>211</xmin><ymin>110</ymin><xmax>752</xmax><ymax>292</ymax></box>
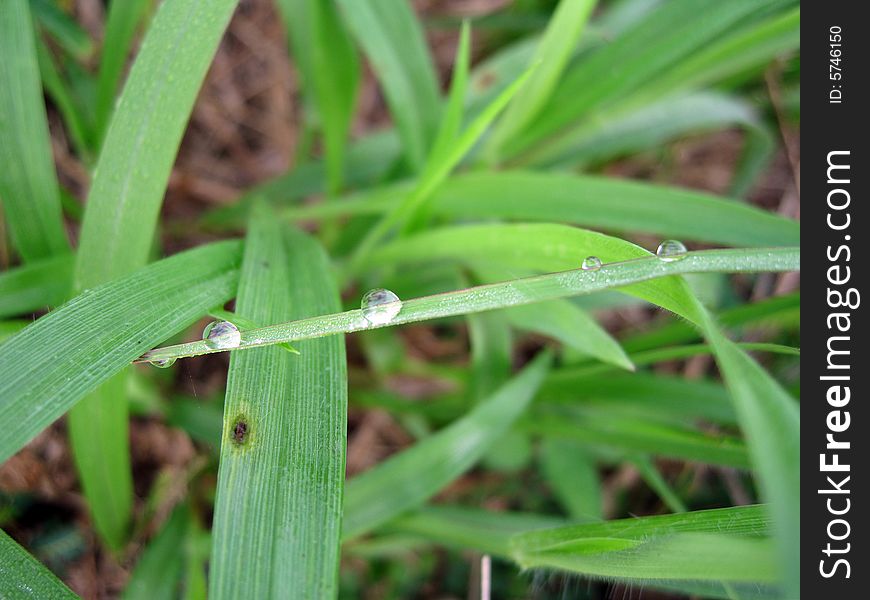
<box><xmin>203</xmin><ymin>320</ymin><xmax>241</xmax><ymax>350</ymax></box>
<box><xmin>361</xmin><ymin>289</ymin><xmax>402</xmax><ymax>326</ymax></box>
<box><xmin>149</xmin><ymin>357</ymin><xmax>176</xmax><ymax>369</ymax></box>
<box><xmin>581</xmin><ymin>256</ymin><xmax>602</xmax><ymax>271</ymax></box>
<box><xmin>656</xmin><ymin>240</ymin><xmax>688</xmax><ymax>262</ymax></box>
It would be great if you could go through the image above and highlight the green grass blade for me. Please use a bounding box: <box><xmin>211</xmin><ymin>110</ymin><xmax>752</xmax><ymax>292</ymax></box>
<box><xmin>528</xmin><ymin>408</ymin><xmax>749</xmax><ymax>467</ymax></box>
<box><xmin>282</xmin><ymin>172</ymin><xmax>799</xmax><ymax>247</ymax></box>
<box><xmin>486</xmin><ymin>0</ymin><xmax>597</xmax><ymax>158</ymax></box>
<box><xmin>94</xmin><ymin>0</ymin><xmax>152</xmax><ymax>142</ymax></box>
<box><xmin>467</xmin><ymin>310</ymin><xmax>512</xmax><ymax>402</ymax></box>
<box><xmin>336</xmin><ymin>0</ymin><xmax>441</xmax><ymax>170</ymax></box>
<box><xmin>210</xmin><ymin>216</ymin><xmax>346</xmax><ymax>598</ymax></box>
<box><xmin>510</xmin><ymin>0</ymin><xmax>790</xmax><ymax>157</ymax></box>
<box><xmin>29</xmin><ymin>0</ymin><xmax>94</xmax><ymax>59</ymax></box>
<box><xmin>0</xmin><ymin>240</ymin><xmax>242</xmax><ymax>464</ymax></box>
<box><xmin>0</xmin><ymin>0</ymin><xmax>70</xmax><ymax>262</ymax></box>
<box><xmin>510</xmin><ymin>505</ymin><xmax>775</xmax><ymax>582</ymax></box>
<box><xmin>503</xmin><ymin>300</ymin><xmax>632</xmax><ymax>370</ymax></box>
<box><xmin>75</xmin><ymin>0</ymin><xmax>239</xmax><ymax>288</ymax></box>
<box><xmin>278</xmin><ymin>0</ymin><xmax>359</xmax><ymax>193</ymax></box>
<box><xmin>631</xmin><ymin>454</ymin><xmax>687</xmax><ymax>513</ymax></box>
<box><xmin>0</xmin><ymin>254</ymin><xmax>73</xmax><ymax>319</ymax></box>
<box><xmin>351</xmin><ymin>65</ymin><xmax>536</xmax><ymax>267</ymax></box>
<box><xmin>122</xmin><ymin>505</ymin><xmax>189</xmax><ymax>600</ymax></box>
<box><xmin>143</xmin><ymin>247</ymin><xmax>798</xmax><ymax>364</ymax></box>
<box><xmin>0</xmin><ymin>528</ymin><xmax>78</xmax><ymax>599</ymax></box>
<box><xmin>342</xmin><ymin>351</ymin><xmax>552</xmax><ymax>541</ymax></box>
<box><xmin>539</xmin><ymin>439</ymin><xmax>603</xmax><ymax>521</ymax></box>
<box><xmin>388</xmin><ymin>505</ymin><xmax>565</xmax><ymax>558</ymax></box>
<box><xmin>699</xmin><ymin>312</ymin><xmax>800</xmax><ymax>598</ymax></box>
<box><xmin>540</xmin><ymin>372</ymin><xmax>736</xmax><ymax>425</ymax></box>
<box><xmin>523</xmin><ymin>92</ymin><xmax>774</xmax><ymax>178</ymax></box>
<box><xmin>68</xmin><ymin>372</ymin><xmax>131</xmax><ymax>550</ymax></box>
<box><xmin>70</xmin><ymin>0</ymin><xmax>239</xmax><ymax>549</ymax></box>
<box><xmin>35</xmin><ymin>38</ymin><xmax>93</xmax><ymax>162</ymax></box>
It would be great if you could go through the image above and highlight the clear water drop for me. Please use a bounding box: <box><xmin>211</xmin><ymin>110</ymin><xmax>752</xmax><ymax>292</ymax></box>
<box><xmin>149</xmin><ymin>357</ymin><xmax>176</xmax><ymax>369</ymax></box>
<box><xmin>361</xmin><ymin>288</ymin><xmax>402</xmax><ymax>326</ymax></box>
<box><xmin>656</xmin><ymin>240</ymin><xmax>688</xmax><ymax>262</ymax></box>
<box><xmin>581</xmin><ymin>256</ymin><xmax>602</xmax><ymax>271</ymax></box>
<box><xmin>203</xmin><ymin>320</ymin><xmax>241</xmax><ymax>350</ymax></box>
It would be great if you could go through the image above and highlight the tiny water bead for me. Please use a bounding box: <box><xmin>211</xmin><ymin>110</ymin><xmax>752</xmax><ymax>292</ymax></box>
<box><xmin>202</xmin><ymin>320</ymin><xmax>241</xmax><ymax>350</ymax></box>
<box><xmin>361</xmin><ymin>288</ymin><xmax>403</xmax><ymax>326</ymax></box>
<box><xmin>149</xmin><ymin>357</ymin><xmax>176</xmax><ymax>369</ymax></box>
<box><xmin>656</xmin><ymin>239</ymin><xmax>688</xmax><ymax>262</ymax></box>
<box><xmin>581</xmin><ymin>256</ymin><xmax>602</xmax><ymax>271</ymax></box>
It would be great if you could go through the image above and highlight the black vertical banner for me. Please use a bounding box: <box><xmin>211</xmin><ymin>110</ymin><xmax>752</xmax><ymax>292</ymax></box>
<box><xmin>803</xmin><ymin>2</ymin><xmax>868</xmax><ymax>598</ymax></box>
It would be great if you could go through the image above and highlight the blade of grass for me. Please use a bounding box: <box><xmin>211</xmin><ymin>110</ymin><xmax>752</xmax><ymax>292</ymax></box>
<box><xmin>0</xmin><ymin>528</ymin><xmax>78</xmax><ymax>599</ymax></box>
<box><xmin>350</xmin><ymin>65</ymin><xmax>537</xmax><ymax>268</ymax></box>
<box><xmin>0</xmin><ymin>240</ymin><xmax>242</xmax><ymax>464</ymax></box>
<box><xmin>540</xmin><ymin>372</ymin><xmax>736</xmax><ymax>425</ymax></box>
<box><xmin>510</xmin><ymin>506</ymin><xmax>774</xmax><ymax>580</ymax></box>
<box><xmin>94</xmin><ymin>0</ymin><xmax>152</xmax><ymax>143</ymax></box>
<box><xmin>0</xmin><ymin>254</ymin><xmax>73</xmax><ymax>318</ymax></box>
<box><xmin>122</xmin><ymin>504</ymin><xmax>189</xmax><ymax>600</ymax></box>
<box><xmin>539</xmin><ymin>439</ymin><xmax>603</xmax><ymax>521</ymax></box>
<box><xmin>697</xmin><ymin>309</ymin><xmax>800</xmax><ymax>598</ymax></box>
<box><xmin>387</xmin><ymin>505</ymin><xmax>565</xmax><ymax>558</ymax></box>
<box><xmin>35</xmin><ymin>39</ymin><xmax>93</xmax><ymax>162</ymax></box>
<box><xmin>282</xmin><ymin>173</ymin><xmax>799</xmax><ymax>247</ymax></box>
<box><xmin>335</xmin><ymin>0</ymin><xmax>441</xmax><ymax>170</ymax></box>
<box><xmin>503</xmin><ymin>300</ymin><xmax>633</xmax><ymax>370</ymax></box>
<box><xmin>509</xmin><ymin>0</ymin><xmax>792</xmax><ymax>158</ymax></box>
<box><xmin>526</xmin><ymin>408</ymin><xmax>749</xmax><ymax>467</ymax></box>
<box><xmin>277</xmin><ymin>0</ymin><xmax>359</xmax><ymax>193</ymax></box>
<box><xmin>0</xmin><ymin>0</ymin><xmax>70</xmax><ymax>262</ymax></box>
<box><xmin>29</xmin><ymin>0</ymin><xmax>94</xmax><ymax>59</ymax></box>
<box><xmin>141</xmin><ymin>246</ymin><xmax>799</xmax><ymax>364</ymax></box>
<box><xmin>342</xmin><ymin>351</ymin><xmax>552</xmax><ymax>540</ymax></box>
<box><xmin>630</xmin><ymin>454</ymin><xmax>687</xmax><ymax>513</ymax></box>
<box><xmin>401</xmin><ymin>20</ymin><xmax>471</xmax><ymax>233</ymax></box>
<box><xmin>70</xmin><ymin>0</ymin><xmax>240</xmax><ymax>549</ymax></box>
<box><xmin>210</xmin><ymin>215</ymin><xmax>347</xmax><ymax>598</ymax></box>
<box><xmin>485</xmin><ymin>0</ymin><xmax>597</xmax><ymax>160</ymax></box>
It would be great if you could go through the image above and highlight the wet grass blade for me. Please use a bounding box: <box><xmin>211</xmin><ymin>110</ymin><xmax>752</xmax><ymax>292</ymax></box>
<box><xmin>510</xmin><ymin>505</ymin><xmax>776</xmax><ymax>583</ymax></box>
<box><xmin>342</xmin><ymin>351</ymin><xmax>552</xmax><ymax>540</ymax></box>
<box><xmin>278</xmin><ymin>0</ymin><xmax>359</xmax><ymax>192</ymax></box>
<box><xmin>0</xmin><ymin>254</ymin><xmax>74</xmax><ymax>319</ymax></box>
<box><xmin>336</xmin><ymin>0</ymin><xmax>441</xmax><ymax>170</ymax></box>
<box><xmin>210</xmin><ymin>215</ymin><xmax>346</xmax><ymax>598</ymax></box>
<box><xmin>0</xmin><ymin>529</ymin><xmax>78</xmax><ymax>599</ymax></box>
<box><xmin>0</xmin><ymin>240</ymin><xmax>242</xmax><ymax>464</ymax></box>
<box><xmin>143</xmin><ymin>247</ymin><xmax>798</xmax><ymax>364</ymax></box>
<box><xmin>0</xmin><ymin>0</ymin><xmax>70</xmax><ymax>262</ymax></box>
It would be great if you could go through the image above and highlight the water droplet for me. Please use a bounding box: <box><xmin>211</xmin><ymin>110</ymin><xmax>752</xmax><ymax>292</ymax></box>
<box><xmin>581</xmin><ymin>256</ymin><xmax>602</xmax><ymax>271</ymax></box>
<box><xmin>361</xmin><ymin>288</ymin><xmax>402</xmax><ymax>326</ymax></box>
<box><xmin>203</xmin><ymin>320</ymin><xmax>241</xmax><ymax>350</ymax></box>
<box><xmin>149</xmin><ymin>357</ymin><xmax>176</xmax><ymax>369</ymax></box>
<box><xmin>656</xmin><ymin>240</ymin><xmax>688</xmax><ymax>262</ymax></box>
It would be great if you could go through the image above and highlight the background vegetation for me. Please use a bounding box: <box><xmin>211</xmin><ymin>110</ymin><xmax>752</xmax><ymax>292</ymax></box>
<box><xmin>0</xmin><ymin>0</ymin><xmax>799</xmax><ymax>598</ymax></box>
